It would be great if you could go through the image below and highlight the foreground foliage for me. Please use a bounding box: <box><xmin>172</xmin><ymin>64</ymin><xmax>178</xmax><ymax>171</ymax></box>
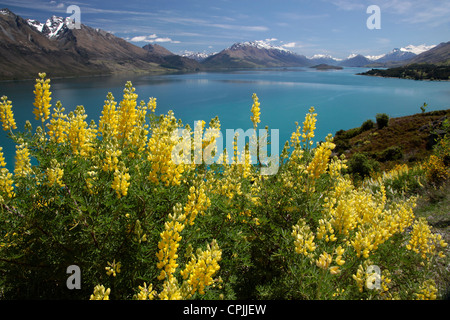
<box><xmin>0</xmin><ymin>73</ymin><xmax>448</xmax><ymax>300</ymax></box>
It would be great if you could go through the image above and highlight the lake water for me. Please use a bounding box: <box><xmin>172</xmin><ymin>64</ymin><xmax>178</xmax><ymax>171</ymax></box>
<box><xmin>1</xmin><ymin>67</ymin><xmax>449</xmax><ymax>171</ymax></box>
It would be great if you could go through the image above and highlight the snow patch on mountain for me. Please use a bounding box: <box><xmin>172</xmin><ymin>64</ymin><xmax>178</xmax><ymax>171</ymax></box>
<box><xmin>229</xmin><ymin>40</ymin><xmax>292</xmax><ymax>53</ymax></box>
<box><xmin>181</xmin><ymin>50</ymin><xmax>216</xmax><ymax>62</ymax></box>
<box><xmin>400</xmin><ymin>44</ymin><xmax>436</xmax><ymax>55</ymax></box>
<box><xmin>26</xmin><ymin>15</ymin><xmax>71</xmax><ymax>39</ymax></box>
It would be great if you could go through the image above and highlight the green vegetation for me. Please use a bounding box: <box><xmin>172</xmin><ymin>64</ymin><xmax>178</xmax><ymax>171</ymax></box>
<box><xmin>0</xmin><ymin>75</ymin><xmax>449</xmax><ymax>300</ymax></box>
<box><xmin>376</xmin><ymin>113</ymin><xmax>390</xmax><ymax>130</ymax></box>
<box><xmin>359</xmin><ymin>64</ymin><xmax>450</xmax><ymax>81</ymax></box>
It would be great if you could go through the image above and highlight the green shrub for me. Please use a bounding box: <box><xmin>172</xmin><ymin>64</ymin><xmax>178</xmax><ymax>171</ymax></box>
<box><xmin>379</xmin><ymin>146</ymin><xmax>403</xmax><ymax>162</ymax></box>
<box><xmin>346</xmin><ymin>152</ymin><xmax>380</xmax><ymax>180</ymax></box>
<box><xmin>360</xmin><ymin>119</ymin><xmax>375</xmax><ymax>132</ymax></box>
<box><xmin>376</xmin><ymin>113</ymin><xmax>390</xmax><ymax>129</ymax></box>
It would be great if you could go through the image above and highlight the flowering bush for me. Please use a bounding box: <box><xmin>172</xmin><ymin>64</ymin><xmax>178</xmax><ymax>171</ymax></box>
<box><xmin>0</xmin><ymin>74</ymin><xmax>448</xmax><ymax>300</ymax></box>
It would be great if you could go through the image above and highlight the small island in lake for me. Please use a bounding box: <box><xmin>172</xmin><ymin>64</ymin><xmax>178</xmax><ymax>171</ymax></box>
<box><xmin>310</xmin><ymin>64</ymin><xmax>343</xmax><ymax>70</ymax></box>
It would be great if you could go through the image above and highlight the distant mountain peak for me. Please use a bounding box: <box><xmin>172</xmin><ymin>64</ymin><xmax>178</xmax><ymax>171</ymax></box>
<box><xmin>229</xmin><ymin>40</ymin><xmax>292</xmax><ymax>53</ymax></box>
<box><xmin>181</xmin><ymin>50</ymin><xmax>216</xmax><ymax>62</ymax></box>
<box><xmin>0</xmin><ymin>8</ymin><xmax>14</xmax><ymax>16</ymax></box>
<box><xmin>27</xmin><ymin>15</ymin><xmax>70</xmax><ymax>39</ymax></box>
<box><xmin>400</xmin><ymin>44</ymin><xmax>436</xmax><ymax>55</ymax></box>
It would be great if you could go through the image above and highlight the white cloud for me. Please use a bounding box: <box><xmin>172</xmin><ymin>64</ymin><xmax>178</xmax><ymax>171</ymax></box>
<box><xmin>282</xmin><ymin>42</ymin><xmax>297</xmax><ymax>48</ymax></box>
<box><xmin>130</xmin><ymin>34</ymin><xmax>157</xmax><ymax>42</ymax></box>
<box><xmin>129</xmin><ymin>34</ymin><xmax>180</xmax><ymax>43</ymax></box>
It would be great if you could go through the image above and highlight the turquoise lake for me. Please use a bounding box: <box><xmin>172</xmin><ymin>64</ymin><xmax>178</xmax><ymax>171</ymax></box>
<box><xmin>1</xmin><ymin>67</ymin><xmax>449</xmax><ymax>171</ymax></box>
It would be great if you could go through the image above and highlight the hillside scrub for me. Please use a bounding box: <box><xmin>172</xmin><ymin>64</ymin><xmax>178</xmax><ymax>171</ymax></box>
<box><xmin>0</xmin><ymin>74</ymin><xmax>448</xmax><ymax>300</ymax></box>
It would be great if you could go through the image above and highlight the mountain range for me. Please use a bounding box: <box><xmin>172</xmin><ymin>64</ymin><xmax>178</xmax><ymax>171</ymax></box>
<box><xmin>0</xmin><ymin>8</ymin><xmax>448</xmax><ymax>80</ymax></box>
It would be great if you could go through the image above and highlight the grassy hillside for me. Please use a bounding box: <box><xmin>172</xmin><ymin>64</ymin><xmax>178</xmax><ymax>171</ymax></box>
<box><xmin>333</xmin><ymin>109</ymin><xmax>450</xmax><ymax>171</ymax></box>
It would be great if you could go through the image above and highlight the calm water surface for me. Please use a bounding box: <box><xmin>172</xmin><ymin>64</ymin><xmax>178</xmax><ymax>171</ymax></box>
<box><xmin>1</xmin><ymin>67</ymin><xmax>449</xmax><ymax>170</ymax></box>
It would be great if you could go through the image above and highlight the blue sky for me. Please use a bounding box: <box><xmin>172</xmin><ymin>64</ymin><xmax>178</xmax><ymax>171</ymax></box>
<box><xmin>1</xmin><ymin>0</ymin><xmax>449</xmax><ymax>58</ymax></box>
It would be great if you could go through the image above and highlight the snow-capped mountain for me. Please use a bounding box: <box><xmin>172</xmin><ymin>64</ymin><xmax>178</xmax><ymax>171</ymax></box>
<box><xmin>401</xmin><ymin>44</ymin><xmax>436</xmax><ymax>55</ymax></box>
<box><xmin>228</xmin><ymin>40</ymin><xmax>293</xmax><ymax>53</ymax></box>
<box><xmin>308</xmin><ymin>54</ymin><xmax>342</xmax><ymax>65</ymax></box>
<box><xmin>202</xmin><ymin>40</ymin><xmax>310</xmax><ymax>68</ymax></box>
<box><xmin>26</xmin><ymin>15</ymin><xmax>70</xmax><ymax>39</ymax></box>
<box><xmin>181</xmin><ymin>50</ymin><xmax>216</xmax><ymax>62</ymax></box>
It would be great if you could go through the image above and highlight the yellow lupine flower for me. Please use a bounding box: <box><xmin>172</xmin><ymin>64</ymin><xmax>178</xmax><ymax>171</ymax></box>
<box><xmin>406</xmin><ymin>217</ymin><xmax>447</xmax><ymax>260</ymax></box>
<box><xmin>46</xmin><ymin>101</ymin><xmax>68</xmax><ymax>143</ymax></box>
<box><xmin>105</xmin><ymin>259</ymin><xmax>121</xmax><ymax>277</ymax></box>
<box><xmin>147</xmin><ymin>110</ymin><xmax>186</xmax><ymax>186</ymax></box>
<box><xmin>111</xmin><ymin>165</ymin><xmax>131</xmax><ymax>198</ymax></box>
<box><xmin>117</xmin><ymin>81</ymin><xmax>138</xmax><ymax>141</ymax></box>
<box><xmin>98</xmin><ymin>92</ymin><xmax>119</xmax><ymax>139</ymax></box>
<box><xmin>184</xmin><ymin>184</ymin><xmax>211</xmax><ymax>226</ymax></box>
<box><xmin>67</xmin><ymin>105</ymin><xmax>97</xmax><ymax>157</ymax></box>
<box><xmin>14</xmin><ymin>143</ymin><xmax>32</xmax><ymax>177</ymax></box>
<box><xmin>180</xmin><ymin>239</ymin><xmax>222</xmax><ymax>297</ymax></box>
<box><xmin>0</xmin><ymin>96</ymin><xmax>17</xmax><ymax>131</ymax></box>
<box><xmin>33</xmin><ymin>73</ymin><xmax>51</xmax><ymax>123</ymax></box>
<box><xmin>0</xmin><ymin>148</ymin><xmax>14</xmax><ymax>199</ymax></box>
<box><xmin>415</xmin><ymin>279</ymin><xmax>438</xmax><ymax>300</ymax></box>
<box><xmin>147</xmin><ymin>97</ymin><xmax>157</xmax><ymax>113</ymax></box>
<box><xmin>292</xmin><ymin>219</ymin><xmax>316</xmax><ymax>258</ymax></box>
<box><xmin>45</xmin><ymin>159</ymin><xmax>65</xmax><ymax>187</ymax></box>
<box><xmin>90</xmin><ymin>285</ymin><xmax>111</xmax><ymax>300</ymax></box>
<box><xmin>158</xmin><ymin>275</ymin><xmax>182</xmax><ymax>300</ymax></box>
<box><xmin>250</xmin><ymin>93</ymin><xmax>261</xmax><ymax>128</ymax></box>
<box><xmin>306</xmin><ymin>135</ymin><xmax>335</xmax><ymax>181</ymax></box>
<box><xmin>135</xmin><ymin>282</ymin><xmax>155</xmax><ymax>300</ymax></box>
<box><xmin>302</xmin><ymin>106</ymin><xmax>317</xmax><ymax>148</ymax></box>
<box><xmin>156</xmin><ymin>203</ymin><xmax>186</xmax><ymax>280</ymax></box>
<box><xmin>315</xmin><ymin>251</ymin><xmax>332</xmax><ymax>270</ymax></box>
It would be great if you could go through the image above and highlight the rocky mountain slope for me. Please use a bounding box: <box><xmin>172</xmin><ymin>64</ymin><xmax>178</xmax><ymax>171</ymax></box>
<box><xmin>0</xmin><ymin>9</ymin><xmax>199</xmax><ymax>80</ymax></box>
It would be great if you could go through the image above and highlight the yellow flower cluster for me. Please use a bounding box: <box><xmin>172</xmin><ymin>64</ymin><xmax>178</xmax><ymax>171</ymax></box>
<box><xmin>423</xmin><ymin>154</ymin><xmax>449</xmax><ymax>183</ymax></box>
<box><xmin>306</xmin><ymin>134</ymin><xmax>335</xmax><ymax>182</ymax></box>
<box><xmin>415</xmin><ymin>279</ymin><xmax>438</xmax><ymax>300</ymax></box>
<box><xmin>156</xmin><ymin>203</ymin><xmax>186</xmax><ymax>280</ymax></box>
<box><xmin>67</xmin><ymin>105</ymin><xmax>97</xmax><ymax>157</ymax></box>
<box><xmin>105</xmin><ymin>259</ymin><xmax>121</xmax><ymax>277</ymax></box>
<box><xmin>111</xmin><ymin>165</ymin><xmax>131</xmax><ymax>198</ymax></box>
<box><xmin>184</xmin><ymin>184</ymin><xmax>211</xmax><ymax>226</ymax></box>
<box><xmin>0</xmin><ymin>147</ymin><xmax>14</xmax><ymax>200</ymax></box>
<box><xmin>46</xmin><ymin>101</ymin><xmax>68</xmax><ymax>144</ymax></box>
<box><xmin>314</xmin><ymin>247</ymin><xmax>345</xmax><ymax>275</ymax></box>
<box><xmin>33</xmin><ymin>73</ymin><xmax>52</xmax><ymax>123</ymax></box>
<box><xmin>45</xmin><ymin>159</ymin><xmax>65</xmax><ymax>187</ymax></box>
<box><xmin>135</xmin><ymin>282</ymin><xmax>156</xmax><ymax>300</ymax></box>
<box><xmin>315</xmin><ymin>251</ymin><xmax>332</xmax><ymax>270</ymax></box>
<box><xmin>89</xmin><ymin>284</ymin><xmax>111</xmax><ymax>300</ymax></box>
<box><xmin>147</xmin><ymin>110</ymin><xmax>186</xmax><ymax>186</ymax></box>
<box><xmin>158</xmin><ymin>275</ymin><xmax>183</xmax><ymax>300</ymax></box>
<box><xmin>406</xmin><ymin>217</ymin><xmax>447</xmax><ymax>260</ymax></box>
<box><xmin>102</xmin><ymin>145</ymin><xmax>122</xmax><ymax>172</ymax></box>
<box><xmin>250</xmin><ymin>93</ymin><xmax>261</xmax><ymax>128</ymax></box>
<box><xmin>14</xmin><ymin>142</ymin><xmax>32</xmax><ymax>177</ymax></box>
<box><xmin>0</xmin><ymin>96</ymin><xmax>17</xmax><ymax>131</ymax></box>
<box><xmin>319</xmin><ymin>177</ymin><xmax>416</xmax><ymax>258</ymax></box>
<box><xmin>180</xmin><ymin>239</ymin><xmax>222</xmax><ymax>296</ymax></box>
<box><xmin>98</xmin><ymin>92</ymin><xmax>119</xmax><ymax>139</ymax></box>
<box><xmin>117</xmin><ymin>82</ymin><xmax>138</xmax><ymax>142</ymax></box>
<box><xmin>302</xmin><ymin>106</ymin><xmax>317</xmax><ymax>149</ymax></box>
<box><xmin>292</xmin><ymin>218</ymin><xmax>316</xmax><ymax>258</ymax></box>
